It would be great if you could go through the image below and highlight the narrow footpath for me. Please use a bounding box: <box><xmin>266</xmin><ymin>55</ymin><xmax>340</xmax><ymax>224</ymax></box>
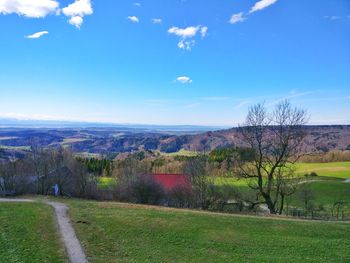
<box><xmin>0</xmin><ymin>198</ymin><xmax>88</xmax><ymax>263</ymax></box>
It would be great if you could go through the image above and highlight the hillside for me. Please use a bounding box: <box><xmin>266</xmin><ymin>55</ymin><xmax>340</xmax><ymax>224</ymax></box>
<box><xmin>0</xmin><ymin>125</ymin><xmax>349</xmax><ymax>160</ymax></box>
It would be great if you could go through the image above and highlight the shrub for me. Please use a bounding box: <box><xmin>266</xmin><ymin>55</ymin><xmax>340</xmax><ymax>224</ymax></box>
<box><xmin>309</xmin><ymin>172</ymin><xmax>318</xmax><ymax>177</ymax></box>
<box><xmin>131</xmin><ymin>174</ymin><xmax>165</xmax><ymax>205</ymax></box>
<box><xmin>168</xmin><ymin>186</ymin><xmax>194</xmax><ymax>208</ymax></box>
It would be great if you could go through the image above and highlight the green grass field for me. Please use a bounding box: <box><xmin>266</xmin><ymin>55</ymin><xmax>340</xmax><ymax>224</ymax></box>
<box><xmin>215</xmin><ymin>162</ymin><xmax>350</xmax><ymax>214</ymax></box>
<box><xmin>97</xmin><ymin>177</ymin><xmax>118</xmax><ymax>189</ymax></box>
<box><xmin>0</xmin><ymin>145</ymin><xmax>31</xmax><ymax>151</ymax></box>
<box><xmin>291</xmin><ymin>179</ymin><xmax>350</xmax><ymax>212</ymax></box>
<box><xmin>161</xmin><ymin>148</ymin><xmax>199</xmax><ymax>157</ymax></box>
<box><xmin>295</xmin><ymin>162</ymin><xmax>350</xmax><ymax>178</ymax></box>
<box><xmin>0</xmin><ymin>202</ymin><xmax>66</xmax><ymax>263</ymax></box>
<box><xmin>61</xmin><ymin>199</ymin><xmax>350</xmax><ymax>263</ymax></box>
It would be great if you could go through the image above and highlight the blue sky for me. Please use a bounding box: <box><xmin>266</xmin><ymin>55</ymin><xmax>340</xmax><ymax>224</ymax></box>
<box><xmin>0</xmin><ymin>0</ymin><xmax>349</xmax><ymax>126</ymax></box>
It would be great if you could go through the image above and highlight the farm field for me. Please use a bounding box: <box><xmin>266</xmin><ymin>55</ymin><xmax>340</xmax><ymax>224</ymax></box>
<box><xmin>59</xmin><ymin>198</ymin><xmax>350</xmax><ymax>263</ymax></box>
<box><xmin>295</xmin><ymin>162</ymin><xmax>350</xmax><ymax>178</ymax></box>
<box><xmin>0</xmin><ymin>202</ymin><xmax>66</xmax><ymax>263</ymax></box>
<box><xmin>160</xmin><ymin>148</ymin><xmax>199</xmax><ymax>157</ymax></box>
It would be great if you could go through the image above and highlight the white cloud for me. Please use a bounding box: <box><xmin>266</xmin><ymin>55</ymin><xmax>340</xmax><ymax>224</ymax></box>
<box><xmin>152</xmin><ymin>18</ymin><xmax>162</xmax><ymax>24</ymax></box>
<box><xmin>68</xmin><ymin>16</ymin><xmax>83</xmax><ymax>28</ymax></box>
<box><xmin>178</xmin><ymin>39</ymin><xmax>195</xmax><ymax>50</ymax></box>
<box><xmin>168</xmin><ymin>26</ymin><xmax>200</xmax><ymax>38</ymax></box>
<box><xmin>0</xmin><ymin>0</ymin><xmax>93</xmax><ymax>28</ymax></box>
<box><xmin>0</xmin><ymin>0</ymin><xmax>59</xmax><ymax>18</ymax></box>
<box><xmin>249</xmin><ymin>0</ymin><xmax>278</xmax><ymax>14</ymax></box>
<box><xmin>25</xmin><ymin>31</ymin><xmax>49</xmax><ymax>39</ymax></box>
<box><xmin>168</xmin><ymin>25</ymin><xmax>207</xmax><ymax>50</ymax></box>
<box><xmin>62</xmin><ymin>0</ymin><xmax>92</xmax><ymax>17</ymax></box>
<box><xmin>133</xmin><ymin>3</ymin><xmax>141</xmax><ymax>7</ymax></box>
<box><xmin>62</xmin><ymin>0</ymin><xmax>93</xmax><ymax>28</ymax></box>
<box><xmin>229</xmin><ymin>12</ymin><xmax>245</xmax><ymax>24</ymax></box>
<box><xmin>176</xmin><ymin>76</ymin><xmax>192</xmax><ymax>84</ymax></box>
<box><xmin>200</xmin><ymin>26</ymin><xmax>208</xmax><ymax>37</ymax></box>
<box><xmin>127</xmin><ymin>15</ymin><xmax>139</xmax><ymax>23</ymax></box>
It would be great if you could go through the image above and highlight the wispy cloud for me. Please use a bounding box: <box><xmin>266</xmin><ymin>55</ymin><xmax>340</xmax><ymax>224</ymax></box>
<box><xmin>168</xmin><ymin>25</ymin><xmax>208</xmax><ymax>51</ymax></box>
<box><xmin>229</xmin><ymin>12</ymin><xmax>245</xmax><ymax>24</ymax></box>
<box><xmin>323</xmin><ymin>15</ymin><xmax>341</xmax><ymax>21</ymax></box>
<box><xmin>0</xmin><ymin>0</ymin><xmax>59</xmax><ymax>18</ymax></box>
<box><xmin>176</xmin><ymin>76</ymin><xmax>192</xmax><ymax>84</ymax></box>
<box><xmin>152</xmin><ymin>18</ymin><xmax>162</xmax><ymax>24</ymax></box>
<box><xmin>249</xmin><ymin>0</ymin><xmax>278</xmax><ymax>14</ymax></box>
<box><xmin>25</xmin><ymin>31</ymin><xmax>49</xmax><ymax>39</ymax></box>
<box><xmin>127</xmin><ymin>15</ymin><xmax>139</xmax><ymax>23</ymax></box>
<box><xmin>200</xmin><ymin>26</ymin><xmax>208</xmax><ymax>37</ymax></box>
<box><xmin>62</xmin><ymin>0</ymin><xmax>93</xmax><ymax>28</ymax></box>
<box><xmin>177</xmin><ymin>39</ymin><xmax>195</xmax><ymax>50</ymax></box>
<box><xmin>184</xmin><ymin>103</ymin><xmax>200</xmax><ymax>109</ymax></box>
<box><xmin>229</xmin><ymin>0</ymin><xmax>277</xmax><ymax>25</ymax></box>
<box><xmin>200</xmin><ymin>97</ymin><xmax>231</xmax><ymax>101</ymax></box>
<box><xmin>267</xmin><ymin>90</ymin><xmax>314</xmax><ymax>106</ymax></box>
<box><xmin>234</xmin><ymin>100</ymin><xmax>251</xmax><ymax>109</ymax></box>
<box><xmin>133</xmin><ymin>3</ymin><xmax>141</xmax><ymax>7</ymax></box>
<box><xmin>144</xmin><ymin>99</ymin><xmax>174</xmax><ymax>106</ymax></box>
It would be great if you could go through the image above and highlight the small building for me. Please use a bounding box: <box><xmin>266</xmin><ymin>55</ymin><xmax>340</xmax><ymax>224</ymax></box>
<box><xmin>148</xmin><ymin>173</ymin><xmax>192</xmax><ymax>193</ymax></box>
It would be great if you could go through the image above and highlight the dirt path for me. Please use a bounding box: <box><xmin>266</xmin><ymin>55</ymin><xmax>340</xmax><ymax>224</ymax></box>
<box><xmin>0</xmin><ymin>198</ymin><xmax>88</xmax><ymax>263</ymax></box>
<box><xmin>0</xmin><ymin>198</ymin><xmax>34</xmax><ymax>202</ymax></box>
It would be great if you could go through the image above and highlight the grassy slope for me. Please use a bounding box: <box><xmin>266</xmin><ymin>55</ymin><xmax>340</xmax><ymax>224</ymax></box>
<box><xmin>0</xmin><ymin>202</ymin><xmax>66</xmax><ymax>263</ymax></box>
<box><xmin>64</xmin><ymin>199</ymin><xmax>350</xmax><ymax>263</ymax></box>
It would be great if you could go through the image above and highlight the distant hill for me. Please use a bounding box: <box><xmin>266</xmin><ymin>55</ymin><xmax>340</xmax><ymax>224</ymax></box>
<box><xmin>0</xmin><ymin>125</ymin><xmax>349</xmax><ymax>160</ymax></box>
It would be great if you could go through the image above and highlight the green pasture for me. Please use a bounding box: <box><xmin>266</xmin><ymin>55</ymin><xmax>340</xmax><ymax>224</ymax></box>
<box><xmin>63</xmin><ymin>199</ymin><xmax>350</xmax><ymax>263</ymax></box>
<box><xmin>0</xmin><ymin>202</ymin><xmax>66</xmax><ymax>263</ymax></box>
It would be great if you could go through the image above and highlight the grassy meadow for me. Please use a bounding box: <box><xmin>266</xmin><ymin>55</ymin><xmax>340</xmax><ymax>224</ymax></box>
<box><xmin>62</xmin><ymin>199</ymin><xmax>350</xmax><ymax>263</ymax></box>
<box><xmin>0</xmin><ymin>202</ymin><xmax>66</xmax><ymax>263</ymax></box>
<box><xmin>295</xmin><ymin>162</ymin><xmax>350</xmax><ymax>178</ymax></box>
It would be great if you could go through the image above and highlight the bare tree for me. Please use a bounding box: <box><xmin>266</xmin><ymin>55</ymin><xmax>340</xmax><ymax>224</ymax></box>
<box><xmin>299</xmin><ymin>186</ymin><xmax>314</xmax><ymax>217</ymax></box>
<box><xmin>237</xmin><ymin>100</ymin><xmax>308</xmax><ymax>214</ymax></box>
<box><xmin>183</xmin><ymin>156</ymin><xmax>213</xmax><ymax>209</ymax></box>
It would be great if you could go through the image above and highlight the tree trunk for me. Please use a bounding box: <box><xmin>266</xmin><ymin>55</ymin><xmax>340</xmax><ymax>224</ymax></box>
<box><xmin>279</xmin><ymin>194</ymin><xmax>285</xmax><ymax>215</ymax></box>
<box><xmin>263</xmin><ymin>193</ymin><xmax>276</xmax><ymax>214</ymax></box>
